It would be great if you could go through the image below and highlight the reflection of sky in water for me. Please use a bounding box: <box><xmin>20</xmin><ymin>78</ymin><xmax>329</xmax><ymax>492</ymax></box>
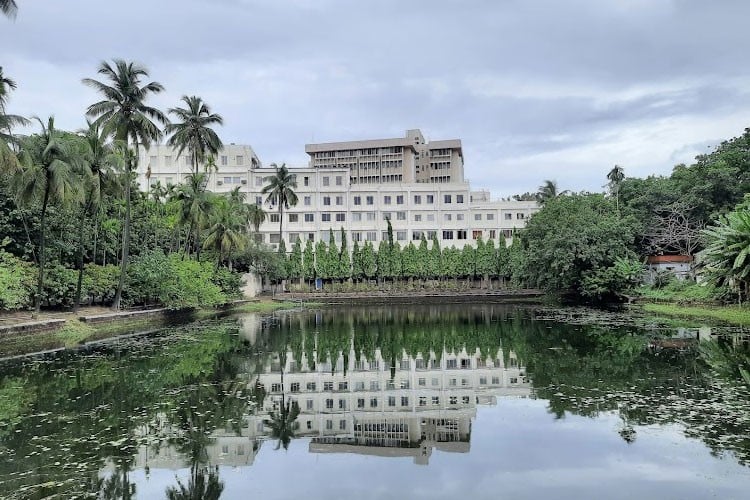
<box><xmin>131</xmin><ymin>399</ymin><xmax>750</xmax><ymax>500</ymax></box>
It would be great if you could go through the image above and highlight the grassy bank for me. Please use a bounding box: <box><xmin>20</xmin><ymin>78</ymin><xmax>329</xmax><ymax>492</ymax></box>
<box><xmin>642</xmin><ymin>303</ymin><xmax>750</xmax><ymax>325</ymax></box>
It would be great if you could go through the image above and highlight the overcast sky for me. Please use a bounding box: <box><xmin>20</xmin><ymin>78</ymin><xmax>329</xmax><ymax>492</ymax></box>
<box><xmin>2</xmin><ymin>0</ymin><xmax>749</xmax><ymax>197</ymax></box>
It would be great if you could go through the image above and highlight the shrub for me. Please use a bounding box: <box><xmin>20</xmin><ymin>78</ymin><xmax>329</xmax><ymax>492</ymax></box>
<box><xmin>42</xmin><ymin>264</ymin><xmax>78</xmax><ymax>308</ymax></box>
<box><xmin>159</xmin><ymin>255</ymin><xmax>226</xmax><ymax>309</ymax></box>
<box><xmin>211</xmin><ymin>266</ymin><xmax>243</xmax><ymax>299</ymax></box>
<box><xmin>0</xmin><ymin>251</ymin><xmax>35</xmax><ymax>310</ymax></box>
<box><xmin>81</xmin><ymin>264</ymin><xmax>119</xmax><ymax>305</ymax></box>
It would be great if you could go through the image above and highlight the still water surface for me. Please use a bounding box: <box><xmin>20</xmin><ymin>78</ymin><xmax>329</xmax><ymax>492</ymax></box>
<box><xmin>0</xmin><ymin>304</ymin><xmax>749</xmax><ymax>499</ymax></box>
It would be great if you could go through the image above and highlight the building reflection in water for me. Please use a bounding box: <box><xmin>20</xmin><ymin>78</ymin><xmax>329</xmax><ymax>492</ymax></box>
<box><xmin>134</xmin><ymin>342</ymin><xmax>531</xmax><ymax>469</ymax></box>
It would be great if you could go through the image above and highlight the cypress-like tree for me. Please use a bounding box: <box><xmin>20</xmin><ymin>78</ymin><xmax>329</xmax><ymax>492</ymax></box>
<box><xmin>428</xmin><ymin>234</ymin><xmax>442</xmax><ymax>280</ymax></box>
<box><xmin>288</xmin><ymin>237</ymin><xmax>303</xmax><ymax>283</ymax></box>
<box><xmin>303</xmin><ymin>238</ymin><xmax>315</xmax><ymax>285</ymax></box>
<box><xmin>401</xmin><ymin>241</ymin><xmax>419</xmax><ymax>280</ymax></box>
<box><xmin>315</xmin><ymin>240</ymin><xmax>329</xmax><ymax>281</ymax></box>
<box><xmin>362</xmin><ymin>241</ymin><xmax>377</xmax><ymax>280</ymax></box>
<box><xmin>351</xmin><ymin>239</ymin><xmax>363</xmax><ymax>281</ymax></box>
<box><xmin>327</xmin><ymin>229</ymin><xmax>340</xmax><ymax>281</ymax></box>
<box><xmin>338</xmin><ymin>227</ymin><xmax>350</xmax><ymax>281</ymax></box>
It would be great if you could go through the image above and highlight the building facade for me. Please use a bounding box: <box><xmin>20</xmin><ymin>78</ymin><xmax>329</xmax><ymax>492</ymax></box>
<box><xmin>136</xmin><ymin>130</ymin><xmax>539</xmax><ymax>250</ymax></box>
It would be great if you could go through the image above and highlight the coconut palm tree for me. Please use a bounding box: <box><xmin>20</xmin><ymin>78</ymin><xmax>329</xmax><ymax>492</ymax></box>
<box><xmin>247</xmin><ymin>203</ymin><xmax>266</xmax><ymax>234</ymax></box>
<box><xmin>176</xmin><ymin>172</ymin><xmax>213</xmax><ymax>256</ymax></box>
<box><xmin>607</xmin><ymin>164</ymin><xmax>625</xmax><ymax>211</ymax></box>
<box><xmin>698</xmin><ymin>208</ymin><xmax>750</xmax><ymax>304</ymax></box>
<box><xmin>1</xmin><ymin>67</ymin><xmax>28</xmax><ymax>155</ymax></box>
<box><xmin>0</xmin><ymin>0</ymin><xmax>17</xmax><ymax>19</ymax></box>
<box><xmin>83</xmin><ymin>59</ymin><xmax>168</xmax><ymax>309</ymax></box>
<box><xmin>261</xmin><ymin>163</ymin><xmax>298</xmax><ymax>249</ymax></box>
<box><xmin>73</xmin><ymin>121</ymin><xmax>119</xmax><ymax>312</ymax></box>
<box><xmin>203</xmin><ymin>195</ymin><xmax>247</xmax><ymax>267</ymax></box>
<box><xmin>13</xmin><ymin>117</ymin><xmax>82</xmax><ymax>314</ymax></box>
<box><xmin>165</xmin><ymin>95</ymin><xmax>223</xmax><ymax>175</ymax></box>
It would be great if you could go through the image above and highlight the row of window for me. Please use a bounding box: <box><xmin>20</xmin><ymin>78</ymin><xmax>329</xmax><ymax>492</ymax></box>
<box><xmin>261</xmin><ymin>228</ymin><xmax>515</xmax><ymax>244</ymax></box>
<box><xmin>148</xmin><ymin>155</ymin><xmax>247</xmax><ymax>167</ymax></box>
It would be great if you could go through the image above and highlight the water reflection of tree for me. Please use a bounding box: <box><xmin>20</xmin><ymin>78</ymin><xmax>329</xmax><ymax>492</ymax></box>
<box><xmin>264</xmin><ymin>324</ymin><xmax>300</xmax><ymax>450</ymax></box>
<box><xmin>165</xmin><ymin>467</ymin><xmax>224</xmax><ymax>500</ymax></box>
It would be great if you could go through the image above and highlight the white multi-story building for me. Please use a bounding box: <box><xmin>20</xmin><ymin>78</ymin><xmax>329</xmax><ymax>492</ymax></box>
<box><xmin>136</xmin><ymin>130</ymin><xmax>539</xmax><ymax>250</ymax></box>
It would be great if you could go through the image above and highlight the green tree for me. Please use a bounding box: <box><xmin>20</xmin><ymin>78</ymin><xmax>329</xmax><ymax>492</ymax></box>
<box><xmin>519</xmin><ymin>193</ymin><xmax>639</xmax><ymax>302</ymax></box>
<box><xmin>165</xmin><ymin>95</ymin><xmax>223</xmax><ymax>174</ymax></box>
<box><xmin>13</xmin><ymin>117</ymin><xmax>82</xmax><ymax>314</ymax></box>
<box><xmin>315</xmin><ymin>240</ymin><xmax>329</xmax><ymax>280</ymax></box>
<box><xmin>698</xmin><ymin>202</ymin><xmax>750</xmax><ymax>303</ymax></box>
<box><xmin>607</xmin><ymin>165</ymin><xmax>625</xmax><ymax>211</ymax></box>
<box><xmin>417</xmin><ymin>235</ymin><xmax>429</xmax><ymax>282</ymax></box>
<box><xmin>351</xmin><ymin>239</ymin><xmax>363</xmax><ymax>281</ymax></box>
<box><xmin>261</xmin><ymin>163</ymin><xmax>298</xmax><ymax>248</ymax></box>
<box><xmin>428</xmin><ymin>234</ymin><xmax>442</xmax><ymax>280</ymax></box>
<box><xmin>361</xmin><ymin>241</ymin><xmax>377</xmax><ymax>280</ymax></box>
<box><xmin>203</xmin><ymin>195</ymin><xmax>246</xmax><ymax>267</ymax></box>
<box><xmin>276</xmin><ymin>239</ymin><xmax>288</xmax><ymax>280</ymax></box>
<box><xmin>326</xmin><ymin>229</ymin><xmax>339</xmax><ymax>281</ymax></box>
<box><xmin>475</xmin><ymin>237</ymin><xmax>495</xmax><ymax>285</ymax></box>
<box><xmin>338</xmin><ymin>227</ymin><xmax>350</xmax><ymax>281</ymax></box>
<box><xmin>288</xmin><ymin>237</ymin><xmax>302</xmax><ymax>282</ymax></box>
<box><xmin>175</xmin><ymin>173</ymin><xmax>212</xmax><ymax>256</ymax></box>
<box><xmin>442</xmin><ymin>246</ymin><xmax>461</xmax><ymax>281</ymax></box>
<box><xmin>536</xmin><ymin>179</ymin><xmax>565</xmax><ymax>204</ymax></box>
<box><xmin>460</xmin><ymin>244</ymin><xmax>476</xmax><ymax>281</ymax></box>
<box><xmin>83</xmin><ymin>59</ymin><xmax>167</xmax><ymax>309</ymax></box>
<box><xmin>303</xmin><ymin>238</ymin><xmax>315</xmax><ymax>284</ymax></box>
<box><xmin>401</xmin><ymin>241</ymin><xmax>419</xmax><ymax>280</ymax></box>
<box><xmin>246</xmin><ymin>203</ymin><xmax>266</xmax><ymax>233</ymax></box>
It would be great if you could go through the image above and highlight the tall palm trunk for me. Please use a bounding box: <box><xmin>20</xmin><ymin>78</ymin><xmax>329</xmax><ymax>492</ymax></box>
<box><xmin>33</xmin><ymin>186</ymin><xmax>51</xmax><ymax>316</ymax></box>
<box><xmin>73</xmin><ymin>208</ymin><xmax>88</xmax><ymax>313</ymax></box>
<box><xmin>278</xmin><ymin>205</ymin><xmax>284</xmax><ymax>250</ymax></box>
<box><xmin>112</xmin><ymin>145</ymin><xmax>136</xmax><ymax>310</ymax></box>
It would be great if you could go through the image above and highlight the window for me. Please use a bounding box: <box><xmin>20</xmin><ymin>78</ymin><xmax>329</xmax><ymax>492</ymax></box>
<box><xmin>370</xmin><ymin>397</ymin><xmax>378</xmax><ymax>408</ymax></box>
<box><xmin>164</xmin><ymin>155</ymin><xmax>172</xmax><ymax>166</ymax></box>
<box><xmin>432</xmin><ymin>396</ymin><xmax>440</xmax><ymax>405</ymax></box>
<box><xmin>339</xmin><ymin>419</ymin><xmax>346</xmax><ymax>430</ymax></box>
<box><xmin>382</xmin><ymin>212</ymin><xmax>392</xmax><ymax>221</ymax></box>
<box><xmin>255</xmin><ymin>177</ymin><xmax>263</xmax><ymax>186</ymax></box>
<box><xmin>480</xmin><ymin>377</ymin><xmax>487</xmax><ymax>385</ymax></box>
<box><xmin>353</xmin><ymin>213</ymin><xmax>362</xmax><ymax>221</ymax></box>
<box><xmin>324</xmin><ymin>382</ymin><xmax>333</xmax><ymax>391</ymax></box>
<box><xmin>414</xmin><ymin>195</ymin><xmax>422</xmax><ymax>204</ymax></box>
<box><xmin>401</xmin><ymin>396</ymin><xmax>409</xmax><ymax>406</ymax></box>
<box><xmin>326</xmin><ymin>420</ymin><xmax>333</xmax><ymax>430</ymax></box>
<box><xmin>220</xmin><ymin>155</ymin><xmax>227</xmax><ymax>166</ymax></box>
<box><xmin>431</xmin><ymin>377</ymin><xmax>439</xmax><ymax>386</ymax></box>
<box><xmin>418</xmin><ymin>377</ymin><xmax>426</xmax><ymax>386</ymax></box>
<box><xmin>306</xmin><ymin>382</ymin><xmax>316</xmax><ymax>391</ymax></box>
<box><xmin>289</xmin><ymin>214</ymin><xmax>299</xmax><ymax>223</ymax></box>
<box><xmin>388</xmin><ymin>396</ymin><xmax>396</xmax><ymax>407</ymax></box>
<box><xmin>353</xmin><ymin>195</ymin><xmax>361</xmax><ymax>205</ymax></box>
<box><xmin>444</xmin><ymin>214</ymin><xmax>452</xmax><ymax>221</ymax></box>
<box><xmin>336</xmin><ymin>176</ymin><xmax>342</xmax><ymax>186</ymax></box>
<box><xmin>457</xmin><ymin>194</ymin><xmax>464</xmax><ymax>203</ymax></box>
<box><xmin>270</xmin><ymin>214</ymin><xmax>280</xmax><ymax>223</ymax></box>
<box><xmin>236</xmin><ymin>155</ymin><xmax>243</xmax><ymax>165</ymax></box>
<box><xmin>308</xmin><ymin>232</ymin><xmax>315</xmax><ymax>241</ymax></box>
<box><xmin>505</xmin><ymin>213</ymin><xmax>512</xmax><ymax>220</ymax></box>
<box><xmin>462</xmin><ymin>396</ymin><xmax>470</xmax><ymax>404</ymax></box>
<box><xmin>323</xmin><ymin>176</ymin><xmax>330</xmax><ymax>186</ymax></box>
<box><xmin>271</xmin><ymin>383</ymin><xmax>282</xmax><ymax>392</ymax></box>
<box><xmin>255</xmin><ymin>196</ymin><xmax>263</xmax><ymax>205</ymax></box>
<box><xmin>487</xmin><ymin>213</ymin><xmax>495</xmax><ymax>220</ymax></box>
<box><xmin>492</xmin><ymin>376</ymin><xmax>500</xmax><ymax>384</ymax></box>
<box><xmin>384</xmin><ymin>195</ymin><xmax>392</xmax><ymax>205</ymax></box>
<box><xmin>447</xmin><ymin>359</ymin><xmax>457</xmax><ymax>369</ymax></box>
<box><xmin>426</xmin><ymin>195</ymin><xmax>434</xmax><ymax>204</ymax></box>
<box><xmin>366</xmin><ymin>212</ymin><xmax>376</xmax><ymax>221</ymax></box>
<box><xmin>357</xmin><ymin>398</ymin><xmax>365</xmax><ymax>408</ymax></box>
<box><xmin>336</xmin><ymin>196</ymin><xmax>343</xmax><ymax>205</ymax></box>
<box><xmin>396</xmin><ymin>195</ymin><xmax>404</xmax><ymax>204</ymax></box>
<box><xmin>304</xmin><ymin>176</ymin><xmax>310</xmax><ymax>186</ymax></box>
<box><xmin>355</xmin><ymin>381</ymin><xmax>365</xmax><ymax>391</ymax></box>
<box><xmin>444</xmin><ymin>194</ymin><xmax>452</xmax><ymax>204</ymax></box>
<box><xmin>412</xmin><ymin>230</ymin><xmax>424</xmax><ymax>240</ymax></box>
<box><xmin>419</xmin><ymin>397</ymin><xmax>427</xmax><ymax>406</ymax></box>
<box><xmin>397</xmin><ymin>212</ymin><xmax>406</xmax><ymax>221</ymax></box>
<box><xmin>323</xmin><ymin>196</ymin><xmax>331</xmax><ymax>206</ymax></box>
<box><xmin>325</xmin><ymin>398</ymin><xmax>334</xmax><ymax>409</ymax></box>
<box><xmin>457</xmin><ymin>230</ymin><xmax>467</xmax><ymax>240</ymax></box>
<box><xmin>304</xmin><ymin>196</ymin><xmax>311</xmax><ymax>206</ymax></box>
<box><xmin>322</xmin><ymin>213</ymin><xmax>331</xmax><ymax>222</ymax></box>
<box><xmin>338</xmin><ymin>382</ymin><xmax>348</xmax><ymax>391</ymax></box>
<box><xmin>307</xmin><ymin>420</ymin><xmax>312</xmax><ymax>429</ymax></box>
<box><xmin>427</xmin><ymin>214</ymin><xmax>435</xmax><ymax>222</ymax></box>
<box><xmin>489</xmin><ymin>229</ymin><xmax>497</xmax><ymax>238</ymax></box>
<box><xmin>336</xmin><ymin>213</ymin><xmax>346</xmax><ymax>222</ymax></box>
<box><xmin>450</xmin><ymin>396</ymin><xmax>458</xmax><ymax>405</ymax></box>
<box><xmin>517</xmin><ymin>213</ymin><xmax>525</xmax><ymax>219</ymax></box>
<box><xmin>339</xmin><ymin>399</ymin><xmax>347</xmax><ymax>409</ymax></box>
<box><xmin>474</xmin><ymin>214</ymin><xmax>482</xmax><ymax>221</ymax></box>
<box><xmin>366</xmin><ymin>231</ymin><xmax>377</xmax><ymax>241</ymax></box>
<box><xmin>397</xmin><ymin>231</ymin><xmax>407</xmax><ymax>241</ymax></box>
<box><xmin>370</xmin><ymin>381</ymin><xmax>380</xmax><ymax>390</ymax></box>
<box><xmin>414</xmin><ymin>214</ymin><xmax>422</xmax><ymax>222</ymax></box>
<box><xmin>473</xmin><ymin>230</ymin><xmax>483</xmax><ymax>240</ymax></box>
<box><xmin>366</xmin><ymin>196</ymin><xmax>374</xmax><ymax>205</ymax></box>
<box><xmin>304</xmin><ymin>213</ymin><xmax>314</xmax><ymax>222</ymax></box>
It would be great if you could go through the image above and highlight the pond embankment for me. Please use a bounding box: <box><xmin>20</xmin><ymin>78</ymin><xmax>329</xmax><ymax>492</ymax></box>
<box><xmin>277</xmin><ymin>288</ymin><xmax>544</xmax><ymax>305</ymax></box>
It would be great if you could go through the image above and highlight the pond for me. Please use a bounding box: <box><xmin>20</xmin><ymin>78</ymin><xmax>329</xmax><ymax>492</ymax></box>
<box><xmin>0</xmin><ymin>304</ymin><xmax>749</xmax><ymax>499</ymax></box>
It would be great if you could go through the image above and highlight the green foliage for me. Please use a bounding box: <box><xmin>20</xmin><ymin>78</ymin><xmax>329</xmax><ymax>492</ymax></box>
<box><xmin>401</xmin><ymin>241</ymin><xmax>419</xmax><ymax>278</ymax></box>
<box><xmin>287</xmin><ymin>238</ymin><xmax>302</xmax><ymax>280</ymax></box>
<box><xmin>519</xmin><ymin>193</ymin><xmax>639</xmax><ymax>301</ymax></box>
<box><xmin>580</xmin><ymin>257</ymin><xmax>643</xmax><ymax>302</ymax></box>
<box><xmin>351</xmin><ymin>239</ymin><xmax>363</xmax><ymax>280</ymax></box>
<box><xmin>699</xmin><ymin>204</ymin><xmax>750</xmax><ymax>302</ymax></box>
<box><xmin>361</xmin><ymin>241</ymin><xmax>377</xmax><ymax>279</ymax></box>
<box><xmin>302</xmin><ymin>239</ymin><xmax>315</xmax><ymax>281</ymax></box>
<box><xmin>338</xmin><ymin>228</ymin><xmax>350</xmax><ymax>280</ymax></box>
<box><xmin>0</xmin><ymin>249</ymin><xmax>34</xmax><ymax>310</ymax></box>
<box><xmin>638</xmin><ymin>280</ymin><xmax>718</xmax><ymax>303</ymax></box>
<box><xmin>315</xmin><ymin>240</ymin><xmax>329</xmax><ymax>279</ymax></box>
<box><xmin>428</xmin><ymin>235</ymin><xmax>441</xmax><ymax>278</ymax></box>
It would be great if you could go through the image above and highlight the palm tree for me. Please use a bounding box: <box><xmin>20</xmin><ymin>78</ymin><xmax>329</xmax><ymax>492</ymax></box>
<box><xmin>176</xmin><ymin>172</ymin><xmax>212</xmax><ymax>256</ymax></box>
<box><xmin>0</xmin><ymin>0</ymin><xmax>17</xmax><ymax>19</ymax></box>
<box><xmin>607</xmin><ymin>164</ymin><xmax>625</xmax><ymax>211</ymax></box>
<box><xmin>261</xmin><ymin>163</ymin><xmax>298</xmax><ymax>249</ymax></box>
<box><xmin>73</xmin><ymin>121</ymin><xmax>118</xmax><ymax>312</ymax></box>
<box><xmin>203</xmin><ymin>196</ymin><xmax>247</xmax><ymax>267</ymax></box>
<box><xmin>165</xmin><ymin>95</ymin><xmax>223</xmax><ymax>174</ymax></box>
<box><xmin>165</xmin><ymin>469</ymin><xmax>224</xmax><ymax>500</ymax></box>
<box><xmin>0</xmin><ymin>67</ymin><xmax>27</xmax><ymax>174</ymax></box>
<box><xmin>247</xmin><ymin>203</ymin><xmax>266</xmax><ymax>234</ymax></box>
<box><xmin>698</xmin><ymin>209</ymin><xmax>750</xmax><ymax>304</ymax></box>
<box><xmin>83</xmin><ymin>59</ymin><xmax>168</xmax><ymax>309</ymax></box>
<box><xmin>14</xmin><ymin>117</ymin><xmax>82</xmax><ymax>314</ymax></box>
